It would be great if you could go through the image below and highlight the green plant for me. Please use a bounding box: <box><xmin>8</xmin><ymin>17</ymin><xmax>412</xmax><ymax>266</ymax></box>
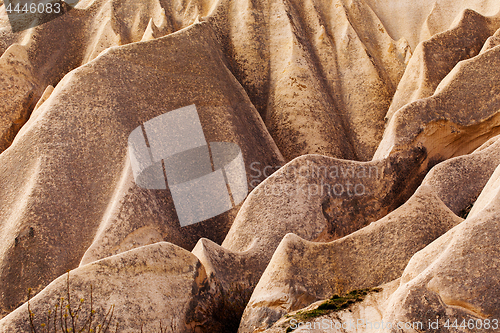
<box><xmin>284</xmin><ymin>288</ymin><xmax>382</xmax><ymax>331</ymax></box>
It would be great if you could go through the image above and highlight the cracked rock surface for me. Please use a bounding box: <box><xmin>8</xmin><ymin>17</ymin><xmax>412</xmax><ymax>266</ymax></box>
<box><xmin>1</xmin><ymin>0</ymin><xmax>500</xmax><ymax>332</ymax></box>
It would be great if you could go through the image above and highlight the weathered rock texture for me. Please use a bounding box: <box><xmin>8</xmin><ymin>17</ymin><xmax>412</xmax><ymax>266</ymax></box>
<box><xmin>1</xmin><ymin>0</ymin><xmax>500</xmax><ymax>332</ymax></box>
<box><xmin>0</xmin><ymin>242</ymin><xmax>215</xmax><ymax>333</ymax></box>
<box><xmin>260</xmin><ymin>279</ymin><xmax>401</xmax><ymax>333</ymax></box>
<box><xmin>238</xmin><ymin>135</ymin><xmax>500</xmax><ymax>332</ymax></box>
<box><xmin>380</xmin><ymin>161</ymin><xmax>500</xmax><ymax>332</ymax></box>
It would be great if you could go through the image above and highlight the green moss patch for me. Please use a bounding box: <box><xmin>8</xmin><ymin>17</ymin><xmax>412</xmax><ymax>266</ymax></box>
<box><xmin>284</xmin><ymin>288</ymin><xmax>382</xmax><ymax>332</ymax></box>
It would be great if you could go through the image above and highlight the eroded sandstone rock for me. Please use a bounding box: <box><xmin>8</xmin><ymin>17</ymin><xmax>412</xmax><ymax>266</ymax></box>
<box><xmin>237</xmin><ymin>136</ymin><xmax>500</xmax><ymax>332</ymax></box>
<box><xmin>0</xmin><ymin>44</ymin><xmax>39</xmax><ymax>151</ymax></box>
<box><xmin>386</xmin><ymin>9</ymin><xmax>500</xmax><ymax>122</ymax></box>
<box><xmin>0</xmin><ymin>21</ymin><xmax>283</xmax><ymax>317</ymax></box>
<box><xmin>260</xmin><ymin>279</ymin><xmax>400</xmax><ymax>333</ymax></box>
<box><xmin>382</xmin><ymin>163</ymin><xmax>500</xmax><ymax>331</ymax></box>
<box><xmin>237</xmin><ymin>185</ymin><xmax>462</xmax><ymax>332</ymax></box>
<box><xmin>2</xmin><ymin>0</ymin><xmax>500</xmax><ymax>330</ymax></box>
<box><xmin>0</xmin><ymin>242</ymin><xmax>212</xmax><ymax>333</ymax></box>
<box><xmin>202</xmin><ymin>150</ymin><xmax>425</xmax><ymax>298</ymax></box>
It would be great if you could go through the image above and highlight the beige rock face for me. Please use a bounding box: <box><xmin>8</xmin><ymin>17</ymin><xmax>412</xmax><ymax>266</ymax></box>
<box><xmin>0</xmin><ymin>0</ymin><xmax>197</xmax><ymax>154</ymax></box>
<box><xmin>386</xmin><ymin>9</ymin><xmax>500</xmax><ymax>122</ymax></box>
<box><xmin>2</xmin><ymin>0</ymin><xmax>500</xmax><ymax>332</ymax></box>
<box><xmin>375</xmin><ymin>35</ymin><xmax>500</xmax><ymax>164</ymax></box>
<box><xmin>420</xmin><ymin>134</ymin><xmax>500</xmax><ymax>215</ymax></box>
<box><xmin>365</xmin><ymin>0</ymin><xmax>500</xmax><ymax>49</ymax></box>
<box><xmin>237</xmin><ymin>185</ymin><xmax>462</xmax><ymax>332</ymax></box>
<box><xmin>237</xmin><ymin>136</ymin><xmax>500</xmax><ymax>332</ymax></box>
<box><xmin>76</xmin><ymin>22</ymin><xmax>284</xmax><ymax>264</ymax></box>
<box><xmin>0</xmin><ymin>242</ymin><xmax>213</xmax><ymax>332</ymax></box>
<box><xmin>192</xmin><ymin>149</ymin><xmax>427</xmax><ymax>308</ymax></box>
<box><xmin>0</xmin><ymin>44</ymin><xmax>39</xmax><ymax>151</ymax></box>
<box><xmin>258</xmin><ymin>0</ymin><xmax>407</xmax><ymax>161</ymax></box>
<box><xmin>381</xmin><ymin>164</ymin><xmax>500</xmax><ymax>331</ymax></box>
<box><xmin>191</xmin><ymin>151</ymin><xmax>423</xmax><ymax>331</ymax></box>
<box><xmin>211</xmin><ymin>135</ymin><xmax>500</xmax><ymax>317</ymax></box>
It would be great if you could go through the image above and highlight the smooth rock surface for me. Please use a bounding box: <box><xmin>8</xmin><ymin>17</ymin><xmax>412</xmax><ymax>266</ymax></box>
<box><xmin>2</xmin><ymin>0</ymin><xmax>500</xmax><ymax>331</ymax></box>
<box><xmin>260</xmin><ymin>279</ymin><xmax>400</xmax><ymax>333</ymax></box>
<box><xmin>237</xmin><ymin>185</ymin><xmax>462</xmax><ymax>332</ymax></box>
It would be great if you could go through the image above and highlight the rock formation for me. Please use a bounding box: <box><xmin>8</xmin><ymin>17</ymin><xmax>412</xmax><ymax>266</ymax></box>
<box><xmin>1</xmin><ymin>0</ymin><xmax>500</xmax><ymax>332</ymax></box>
